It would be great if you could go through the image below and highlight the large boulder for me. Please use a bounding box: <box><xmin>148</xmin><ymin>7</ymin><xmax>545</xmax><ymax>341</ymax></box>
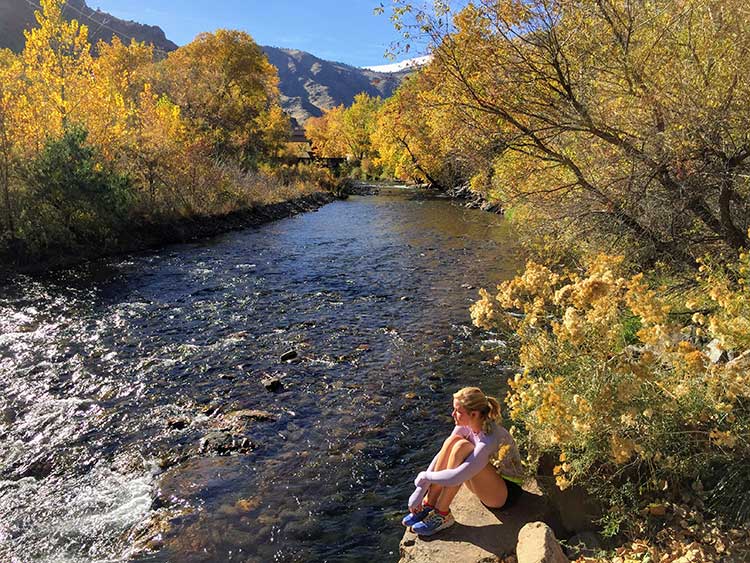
<box><xmin>517</xmin><ymin>522</ymin><xmax>569</xmax><ymax>563</ymax></box>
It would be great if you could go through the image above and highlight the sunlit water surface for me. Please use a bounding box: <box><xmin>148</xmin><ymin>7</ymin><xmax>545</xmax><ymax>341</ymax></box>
<box><xmin>0</xmin><ymin>191</ymin><xmax>521</xmax><ymax>562</ymax></box>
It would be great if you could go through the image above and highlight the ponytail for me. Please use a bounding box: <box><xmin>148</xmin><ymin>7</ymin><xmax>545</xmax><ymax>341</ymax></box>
<box><xmin>484</xmin><ymin>395</ymin><xmax>501</xmax><ymax>434</ymax></box>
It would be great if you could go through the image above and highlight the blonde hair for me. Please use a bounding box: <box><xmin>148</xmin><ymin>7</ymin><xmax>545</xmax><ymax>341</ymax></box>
<box><xmin>453</xmin><ymin>386</ymin><xmax>501</xmax><ymax>434</ymax></box>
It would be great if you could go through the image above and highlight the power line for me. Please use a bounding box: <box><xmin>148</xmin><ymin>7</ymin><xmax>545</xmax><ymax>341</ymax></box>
<box><xmin>21</xmin><ymin>0</ymin><xmax>173</xmax><ymax>56</ymax></box>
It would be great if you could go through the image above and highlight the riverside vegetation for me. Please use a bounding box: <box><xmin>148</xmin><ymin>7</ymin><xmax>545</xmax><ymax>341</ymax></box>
<box><xmin>311</xmin><ymin>0</ymin><xmax>750</xmax><ymax>560</ymax></box>
<box><xmin>0</xmin><ymin>0</ymin><xmax>337</xmax><ymax>268</ymax></box>
<box><xmin>3</xmin><ymin>0</ymin><xmax>749</xmax><ymax>559</ymax></box>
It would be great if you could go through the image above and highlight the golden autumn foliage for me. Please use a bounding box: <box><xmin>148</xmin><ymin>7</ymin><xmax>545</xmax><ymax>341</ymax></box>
<box><xmin>471</xmin><ymin>244</ymin><xmax>750</xmax><ymax>530</ymax></box>
<box><xmin>0</xmin><ymin>0</ymin><xmax>327</xmax><ymax>260</ymax></box>
<box><xmin>380</xmin><ymin>0</ymin><xmax>750</xmax><ymax>266</ymax></box>
<box><xmin>305</xmin><ymin>105</ymin><xmax>348</xmax><ymax>158</ymax></box>
<box><xmin>305</xmin><ymin>93</ymin><xmax>382</xmax><ymax>164</ymax></box>
<box><xmin>371</xmin><ymin>72</ymin><xmax>447</xmax><ymax>186</ymax></box>
<box><xmin>18</xmin><ymin>0</ymin><xmax>93</xmax><ymax>147</ymax></box>
<box><xmin>156</xmin><ymin>30</ymin><xmax>289</xmax><ymax>167</ymax></box>
<box><xmin>375</xmin><ymin>0</ymin><xmax>750</xmax><ymax>545</ymax></box>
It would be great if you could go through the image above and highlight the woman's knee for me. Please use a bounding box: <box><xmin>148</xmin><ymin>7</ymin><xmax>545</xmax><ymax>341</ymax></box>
<box><xmin>442</xmin><ymin>434</ymin><xmax>464</xmax><ymax>450</ymax></box>
<box><xmin>447</xmin><ymin>438</ymin><xmax>473</xmax><ymax>463</ymax></box>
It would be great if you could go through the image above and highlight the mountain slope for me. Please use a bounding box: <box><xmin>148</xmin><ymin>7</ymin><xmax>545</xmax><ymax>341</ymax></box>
<box><xmin>0</xmin><ymin>0</ymin><xmax>177</xmax><ymax>54</ymax></box>
<box><xmin>0</xmin><ymin>1</ymin><xmax>418</xmax><ymax>125</ymax></box>
<box><xmin>262</xmin><ymin>46</ymin><xmax>413</xmax><ymax>125</ymax></box>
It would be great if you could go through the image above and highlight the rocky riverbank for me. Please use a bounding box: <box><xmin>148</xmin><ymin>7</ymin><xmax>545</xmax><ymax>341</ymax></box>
<box><xmin>0</xmin><ymin>191</ymin><xmax>337</xmax><ymax>280</ymax></box>
<box><xmin>445</xmin><ymin>183</ymin><xmax>504</xmax><ymax>213</ymax></box>
<box><xmin>399</xmin><ymin>477</ymin><xmax>604</xmax><ymax>563</ymax></box>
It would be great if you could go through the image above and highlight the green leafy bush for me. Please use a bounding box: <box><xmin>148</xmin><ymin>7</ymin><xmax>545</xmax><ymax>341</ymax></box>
<box><xmin>19</xmin><ymin>126</ymin><xmax>133</xmax><ymax>255</ymax></box>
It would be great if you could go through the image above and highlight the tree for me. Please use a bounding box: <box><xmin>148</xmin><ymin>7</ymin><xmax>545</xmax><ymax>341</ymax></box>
<box><xmin>305</xmin><ymin>94</ymin><xmax>383</xmax><ymax>164</ymax></box>
<box><xmin>305</xmin><ymin>105</ymin><xmax>348</xmax><ymax>158</ymax></box>
<box><xmin>342</xmin><ymin>93</ymin><xmax>382</xmax><ymax>162</ymax></box>
<box><xmin>158</xmin><ymin>30</ymin><xmax>289</xmax><ymax>168</ymax></box>
<box><xmin>22</xmin><ymin>126</ymin><xmax>132</xmax><ymax>252</ymax></box>
<box><xmin>87</xmin><ymin>37</ymin><xmax>154</xmax><ymax>161</ymax></box>
<box><xmin>383</xmin><ymin>0</ymin><xmax>750</xmax><ymax>266</ymax></box>
<box><xmin>19</xmin><ymin>0</ymin><xmax>94</xmax><ymax>150</ymax></box>
<box><xmin>0</xmin><ymin>50</ymin><xmax>19</xmax><ymax>233</ymax></box>
<box><xmin>127</xmin><ymin>84</ymin><xmax>188</xmax><ymax>211</ymax></box>
<box><xmin>371</xmin><ymin>68</ymin><xmax>491</xmax><ymax>188</ymax></box>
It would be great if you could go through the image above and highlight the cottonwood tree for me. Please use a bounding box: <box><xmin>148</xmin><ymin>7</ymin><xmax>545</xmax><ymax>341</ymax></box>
<box><xmin>305</xmin><ymin>94</ymin><xmax>383</xmax><ymax>164</ymax></box>
<box><xmin>18</xmin><ymin>0</ymin><xmax>94</xmax><ymax>151</ymax></box>
<box><xmin>87</xmin><ymin>37</ymin><xmax>154</xmax><ymax>161</ymax></box>
<box><xmin>0</xmin><ymin>50</ymin><xmax>18</xmax><ymax>234</ymax></box>
<box><xmin>343</xmin><ymin>93</ymin><xmax>383</xmax><ymax>162</ymax></box>
<box><xmin>383</xmin><ymin>0</ymin><xmax>750</xmax><ymax>266</ymax></box>
<box><xmin>157</xmin><ymin>30</ymin><xmax>289</xmax><ymax>168</ymax></box>
<box><xmin>305</xmin><ymin>105</ymin><xmax>349</xmax><ymax>158</ymax></box>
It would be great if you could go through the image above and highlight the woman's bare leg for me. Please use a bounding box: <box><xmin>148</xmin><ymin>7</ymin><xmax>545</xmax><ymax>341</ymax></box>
<box><xmin>433</xmin><ymin>439</ymin><xmax>475</xmax><ymax>512</ymax></box>
<box><xmin>466</xmin><ymin>465</ymin><xmax>508</xmax><ymax>508</ymax></box>
<box><xmin>422</xmin><ymin>435</ymin><xmax>466</xmax><ymax>507</ymax></box>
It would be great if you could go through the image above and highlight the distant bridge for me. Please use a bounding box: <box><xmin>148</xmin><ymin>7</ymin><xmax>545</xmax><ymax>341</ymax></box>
<box><xmin>287</xmin><ymin>128</ymin><xmax>346</xmax><ymax>170</ymax></box>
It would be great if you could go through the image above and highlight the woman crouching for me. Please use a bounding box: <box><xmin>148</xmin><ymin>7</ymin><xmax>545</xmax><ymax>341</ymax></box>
<box><xmin>403</xmin><ymin>386</ymin><xmax>524</xmax><ymax>536</ymax></box>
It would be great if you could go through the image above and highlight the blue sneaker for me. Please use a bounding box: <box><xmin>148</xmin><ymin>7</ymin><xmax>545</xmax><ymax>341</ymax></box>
<box><xmin>412</xmin><ymin>510</ymin><xmax>455</xmax><ymax>536</ymax></box>
<box><xmin>401</xmin><ymin>505</ymin><xmax>432</xmax><ymax>527</ymax></box>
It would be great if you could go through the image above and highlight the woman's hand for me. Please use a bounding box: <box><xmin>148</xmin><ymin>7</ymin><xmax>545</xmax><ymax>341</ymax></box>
<box><xmin>408</xmin><ymin>487</ymin><xmax>425</xmax><ymax>512</ymax></box>
<box><xmin>414</xmin><ymin>471</ymin><xmax>430</xmax><ymax>488</ymax></box>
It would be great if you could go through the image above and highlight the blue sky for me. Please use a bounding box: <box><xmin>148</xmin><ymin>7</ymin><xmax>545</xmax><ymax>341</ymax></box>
<box><xmin>90</xmin><ymin>0</ymin><xmax>422</xmax><ymax>67</ymax></box>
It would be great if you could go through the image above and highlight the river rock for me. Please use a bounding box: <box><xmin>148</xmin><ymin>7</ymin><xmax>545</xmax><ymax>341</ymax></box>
<box><xmin>166</xmin><ymin>417</ymin><xmax>189</xmax><ymax>430</ymax></box>
<box><xmin>280</xmin><ymin>349</ymin><xmax>298</xmax><ymax>361</ymax></box>
<box><xmin>9</xmin><ymin>455</ymin><xmax>55</xmax><ymax>480</ymax></box>
<box><xmin>517</xmin><ymin>522</ymin><xmax>569</xmax><ymax>563</ymax></box>
<box><xmin>127</xmin><ymin>506</ymin><xmax>194</xmax><ymax>555</ymax></box>
<box><xmin>199</xmin><ymin>401</ymin><xmax>223</xmax><ymax>417</ymax></box>
<box><xmin>261</xmin><ymin>376</ymin><xmax>284</xmax><ymax>392</ymax></box>
<box><xmin>227</xmin><ymin>409</ymin><xmax>276</xmax><ymax>422</ymax></box>
<box><xmin>156</xmin><ymin>449</ymin><xmax>192</xmax><ymax>472</ymax></box>
<box><xmin>199</xmin><ymin>431</ymin><xmax>255</xmax><ymax>455</ymax></box>
<box><xmin>222</xmin><ymin>409</ymin><xmax>277</xmax><ymax>432</ymax></box>
<box><xmin>707</xmin><ymin>339</ymin><xmax>728</xmax><ymax>364</ymax></box>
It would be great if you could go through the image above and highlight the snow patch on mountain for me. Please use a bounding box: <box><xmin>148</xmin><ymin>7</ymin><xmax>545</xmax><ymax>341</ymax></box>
<box><xmin>363</xmin><ymin>55</ymin><xmax>432</xmax><ymax>73</ymax></box>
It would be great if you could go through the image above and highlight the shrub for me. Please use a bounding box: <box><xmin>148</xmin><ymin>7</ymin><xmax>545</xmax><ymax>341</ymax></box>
<box><xmin>219</xmin><ymin>162</ymin><xmax>325</xmax><ymax>209</ymax></box>
<box><xmin>18</xmin><ymin>126</ymin><xmax>133</xmax><ymax>255</ymax></box>
<box><xmin>471</xmin><ymin>248</ymin><xmax>750</xmax><ymax>532</ymax></box>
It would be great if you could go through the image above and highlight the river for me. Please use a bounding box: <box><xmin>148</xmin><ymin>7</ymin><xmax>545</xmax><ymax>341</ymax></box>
<box><xmin>0</xmin><ymin>189</ymin><xmax>521</xmax><ymax>562</ymax></box>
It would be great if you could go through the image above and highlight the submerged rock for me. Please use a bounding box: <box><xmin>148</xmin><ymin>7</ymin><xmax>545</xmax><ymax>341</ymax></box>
<box><xmin>199</xmin><ymin>431</ymin><xmax>255</xmax><ymax>456</ymax></box>
<box><xmin>9</xmin><ymin>456</ymin><xmax>55</xmax><ymax>480</ymax></box>
<box><xmin>225</xmin><ymin>409</ymin><xmax>276</xmax><ymax>422</ymax></box>
<box><xmin>127</xmin><ymin>506</ymin><xmax>195</xmax><ymax>555</ymax></box>
<box><xmin>261</xmin><ymin>376</ymin><xmax>284</xmax><ymax>392</ymax></box>
<box><xmin>280</xmin><ymin>349</ymin><xmax>298</xmax><ymax>361</ymax></box>
<box><xmin>166</xmin><ymin>418</ymin><xmax>189</xmax><ymax>430</ymax></box>
<box><xmin>221</xmin><ymin>409</ymin><xmax>277</xmax><ymax>432</ymax></box>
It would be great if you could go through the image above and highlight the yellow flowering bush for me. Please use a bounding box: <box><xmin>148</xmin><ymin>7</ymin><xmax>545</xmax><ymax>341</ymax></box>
<box><xmin>472</xmin><ymin>248</ymin><xmax>750</xmax><ymax>530</ymax></box>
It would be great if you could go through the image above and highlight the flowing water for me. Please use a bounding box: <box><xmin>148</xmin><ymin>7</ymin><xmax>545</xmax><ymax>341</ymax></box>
<box><xmin>0</xmin><ymin>189</ymin><xmax>521</xmax><ymax>563</ymax></box>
